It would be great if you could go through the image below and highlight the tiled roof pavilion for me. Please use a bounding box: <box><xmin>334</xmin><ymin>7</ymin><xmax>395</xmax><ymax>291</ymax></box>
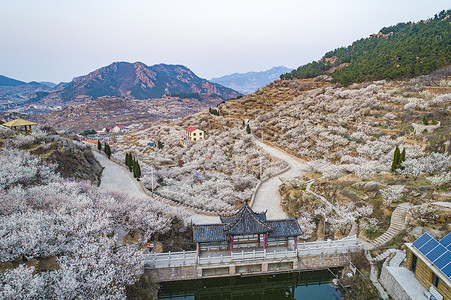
<box><xmin>193</xmin><ymin>203</ymin><xmax>302</xmax><ymax>243</ymax></box>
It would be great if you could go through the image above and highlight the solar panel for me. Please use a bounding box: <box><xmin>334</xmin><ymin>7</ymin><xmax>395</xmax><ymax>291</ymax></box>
<box><xmin>434</xmin><ymin>251</ymin><xmax>451</xmax><ymax>269</ymax></box>
<box><xmin>441</xmin><ymin>262</ymin><xmax>451</xmax><ymax>278</ymax></box>
<box><xmin>426</xmin><ymin>244</ymin><xmax>447</xmax><ymax>262</ymax></box>
<box><xmin>413</xmin><ymin>233</ymin><xmax>432</xmax><ymax>250</ymax></box>
<box><xmin>439</xmin><ymin>232</ymin><xmax>451</xmax><ymax>248</ymax></box>
<box><xmin>419</xmin><ymin>239</ymin><xmax>439</xmax><ymax>255</ymax></box>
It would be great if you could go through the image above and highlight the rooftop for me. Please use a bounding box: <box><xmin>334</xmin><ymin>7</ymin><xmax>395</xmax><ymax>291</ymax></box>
<box><xmin>185</xmin><ymin>127</ymin><xmax>200</xmax><ymax>132</ymax></box>
<box><xmin>193</xmin><ymin>203</ymin><xmax>302</xmax><ymax>243</ymax></box>
<box><xmin>3</xmin><ymin>118</ymin><xmax>38</xmax><ymax>127</ymax></box>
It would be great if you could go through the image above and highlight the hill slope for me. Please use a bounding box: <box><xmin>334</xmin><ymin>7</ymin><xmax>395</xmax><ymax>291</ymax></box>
<box><xmin>282</xmin><ymin>9</ymin><xmax>451</xmax><ymax>85</ymax></box>
<box><xmin>210</xmin><ymin>66</ymin><xmax>292</xmax><ymax>94</ymax></box>
<box><xmin>57</xmin><ymin>62</ymin><xmax>241</xmax><ymax>104</ymax></box>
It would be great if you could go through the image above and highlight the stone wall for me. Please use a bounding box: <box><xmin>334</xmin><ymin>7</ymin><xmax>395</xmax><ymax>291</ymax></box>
<box><xmin>298</xmin><ymin>254</ymin><xmax>347</xmax><ymax>270</ymax></box>
<box><xmin>380</xmin><ymin>266</ymin><xmax>411</xmax><ymax>300</ymax></box>
<box><xmin>146</xmin><ymin>266</ymin><xmax>197</xmax><ymax>282</ymax></box>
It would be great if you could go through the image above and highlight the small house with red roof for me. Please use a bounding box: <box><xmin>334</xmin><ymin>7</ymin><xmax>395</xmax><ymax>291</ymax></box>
<box><xmin>185</xmin><ymin>127</ymin><xmax>204</xmax><ymax>142</ymax></box>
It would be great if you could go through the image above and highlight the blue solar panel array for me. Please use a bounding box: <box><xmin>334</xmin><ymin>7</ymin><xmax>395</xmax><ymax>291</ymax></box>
<box><xmin>412</xmin><ymin>233</ymin><xmax>451</xmax><ymax>279</ymax></box>
<box><xmin>439</xmin><ymin>232</ymin><xmax>451</xmax><ymax>251</ymax></box>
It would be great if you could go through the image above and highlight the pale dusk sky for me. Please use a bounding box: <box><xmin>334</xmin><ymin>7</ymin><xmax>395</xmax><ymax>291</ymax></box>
<box><xmin>0</xmin><ymin>0</ymin><xmax>449</xmax><ymax>83</ymax></box>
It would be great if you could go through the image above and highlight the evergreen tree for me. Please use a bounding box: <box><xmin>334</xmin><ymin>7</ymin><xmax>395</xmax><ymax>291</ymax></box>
<box><xmin>136</xmin><ymin>160</ymin><xmax>141</xmax><ymax>180</ymax></box>
<box><xmin>246</xmin><ymin>124</ymin><xmax>251</xmax><ymax>134</ymax></box>
<box><xmin>104</xmin><ymin>142</ymin><xmax>108</xmax><ymax>156</ymax></box>
<box><xmin>242</xmin><ymin>120</ymin><xmax>245</xmax><ymax>127</ymax></box>
<box><xmin>399</xmin><ymin>147</ymin><xmax>406</xmax><ymax>169</ymax></box>
<box><xmin>157</xmin><ymin>141</ymin><xmax>164</xmax><ymax>149</ymax></box>
<box><xmin>391</xmin><ymin>145</ymin><xmax>400</xmax><ymax>171</ymax></box>
<box><xmin>422</xmin><ymin>116</ymin><xmax>429</xmax><ymax>125</ymax></box>
<box><xmin>97</xmin><ymin>140</ymin><xmax>102</xmax><ymax>151</ymax></box>
<box><xmin>133</xmin><ymin>159</ymin><xmax>138</xmax><ymax>178</ymax></box>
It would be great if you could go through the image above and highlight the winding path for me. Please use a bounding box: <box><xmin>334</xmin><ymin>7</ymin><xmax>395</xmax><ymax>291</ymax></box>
<box><xmin>93</xmin><ymin>151</ymin><xmax>220</xmax><ymax>225</ymax></box>
<box><xmin>251</xmin><ymin>137</ymin><xmax>307</xmax><ymax>219</ymax></box>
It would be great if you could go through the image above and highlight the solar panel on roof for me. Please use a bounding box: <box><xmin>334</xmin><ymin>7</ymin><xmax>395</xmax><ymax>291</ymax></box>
<box><xmin>434</xmin><ymin>251</ymin><xmax>451</xmax><ymax>269</ymax></box>
<box><xmin>413</xmin><ymin>233</ymin><xmax>432</xmax><ymax>249</ymax></box>
<box><xmin>419</xmin><ymin>239</ymin><xmax>439</xmax><ymax>256</ymax></box>
<box><xmin>439</xmin><ymin>232</ymin><xmax>451</xmax><ymax>248</ymax></box>
<box><xmin>426</xmin><ymin>244</ymin><xmax>447</xmax><ymax>262</ymax></box>
<box><xmin>441</xmin><ymin>262</ymin><xmax>451</xmax><ymax>278</ymax></box>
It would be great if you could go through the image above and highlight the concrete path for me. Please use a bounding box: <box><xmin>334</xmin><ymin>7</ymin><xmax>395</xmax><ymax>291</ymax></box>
<box><xmin>251</xmin><ymin>137</ymin><xmax>307</xmax><ymax>219</ymax></box>
<box><xmin>367</xmin><ymin>202</ymin><xmax>411</xmax><ymax>250</ymax></box>
<box><xmin>93</xmin><ymin>151</ymin><xmax>219</xmax><ymax>225</ymax></box>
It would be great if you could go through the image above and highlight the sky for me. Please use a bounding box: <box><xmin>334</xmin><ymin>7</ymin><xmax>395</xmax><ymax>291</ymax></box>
<box><xmin>0</xmin><ymin>0</ymin><xmax>449</xmax><ymax>83</ymax></box>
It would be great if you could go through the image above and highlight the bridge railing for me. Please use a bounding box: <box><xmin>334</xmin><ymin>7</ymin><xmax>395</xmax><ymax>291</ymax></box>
<box><xmin>297</xmin><ymin>237</ymin><xmax>362</xmax><ymax>256</ymax></box>
<box><xmin>144</xmin><ymin>237</ymin><xmax>363</xmax><ymax>268</ymax></box>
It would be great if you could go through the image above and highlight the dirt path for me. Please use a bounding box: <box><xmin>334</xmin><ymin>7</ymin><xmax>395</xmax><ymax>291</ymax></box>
<box><xmin>251</xmin><ymin>137</ymin><xmax>307</xmax><ymax>219</ymax></box>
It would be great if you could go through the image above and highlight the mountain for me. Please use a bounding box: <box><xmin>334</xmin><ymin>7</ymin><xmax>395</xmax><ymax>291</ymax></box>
<box><xmin>210</xmin><ymin>66</ymin><xmax>292</xmax><ymax>95</ymax></box>
<box><xmin>0</xmin><ymin>75</ymin><xmax>50</xmax><ymax>100</ymax></box>
<box><xmin>56</xmin><ymin>62</ymin><xmax>241</xmax><ymax>105</ymax></box>
<box><xmin>282</xmin><ymin>9</ymin><xmax>451</xmax><ymax>85</ymax></box>
<box><xmin>0</xmin><ymin>75</ymin><xmax>26</xmax><ymax>87</ymax></box>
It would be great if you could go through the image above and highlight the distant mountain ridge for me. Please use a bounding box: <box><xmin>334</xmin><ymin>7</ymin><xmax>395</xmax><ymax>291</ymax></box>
<box><xmin>210</xmin><ymin>66</ymin><xmax>293</xmax><ymax>95</ymax></box>
<box><xmin>0</xmin><ymin>75</ymin><xmax>51</xmax><ymax>99</ymax></box>
<box><xmin>57</xmin><ymin>62</ymin><xmax>241</xmax><ymax>104</ymax></box>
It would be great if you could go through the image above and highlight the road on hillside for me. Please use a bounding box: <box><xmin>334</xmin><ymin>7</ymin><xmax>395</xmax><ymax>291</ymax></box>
<box><xmin>251</xmin><ymin>137</ymin><xmax>307</xmax><ymax>219</ymax></box>
<box><xmin>93</xmin><ymin>151</ymin><xmax>219</xmax><ymax>225</ymax></box>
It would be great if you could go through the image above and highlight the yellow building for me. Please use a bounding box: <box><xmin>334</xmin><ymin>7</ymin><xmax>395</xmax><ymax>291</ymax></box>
<box><xmin>185</xmin><ymin>127</ymin><xmax>204</xmax><ymax>142</ymax></box>
<box><xmin>3</xmin><ymin>118</ymin><xmax>38</xmax><ymax>135</ymax></box>
<box><xmin>405</xmin><ymin>232</ymin><xmax>451</xmax><ymax>300</ymax></box>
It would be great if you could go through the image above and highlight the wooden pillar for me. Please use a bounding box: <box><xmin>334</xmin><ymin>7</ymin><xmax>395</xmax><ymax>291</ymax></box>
<box><xmin>263</xmin><ymin>233</ymin><xmax>267</xmax><ymax>250</ymax></box>
<box><xmin>196</xmin><ymin>242</ymin><xmax>200</xmax><ymax>257</ymax></box>
<box><xmin>230</xmin><ymin>235</ymin><xmax>234</xmax><ymax>253</ymax></box>
<box><xmin>294</xmin><ymin>236</ymin><xmax>298</xmax><ymax>250</ymax></box>
<box><xmin>258</xmin><ymin>234</ymin><xmax>260</xmax><ymax>248</ymax></box>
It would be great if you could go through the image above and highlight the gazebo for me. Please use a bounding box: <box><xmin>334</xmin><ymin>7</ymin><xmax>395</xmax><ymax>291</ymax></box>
<box><xmin>3</xmin><ymin>118</ymin><xmax>38</xmax><ymax>135</ymax></box>
<box><xmin>193</xmin><ymin>201</ymin><xmax>302</xmax><ymax>257</ymax></box>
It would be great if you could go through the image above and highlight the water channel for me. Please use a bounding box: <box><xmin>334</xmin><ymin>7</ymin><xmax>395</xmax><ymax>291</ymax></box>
<box><xmin>159</xmin><ymin>269</ymin><xmax>342</xmax><ymax>299</ymax></box>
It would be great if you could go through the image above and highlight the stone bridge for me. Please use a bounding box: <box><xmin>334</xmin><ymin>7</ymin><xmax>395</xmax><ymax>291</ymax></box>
<box><xmin>145</xmin><ymin>237</ymin><xmax>363</xmax><ymax>282</ymax></box>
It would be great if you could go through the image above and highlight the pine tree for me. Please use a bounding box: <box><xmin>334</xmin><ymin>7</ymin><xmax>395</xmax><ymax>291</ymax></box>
<box><xmin>133</xmin><ymin>159</ymin><xmax>138</xmax><ymax>178</ymax></box>
<box><xmin>423</xmin><ymin>116</ymin><xmax>429</xmax><ymax>125</ymax></box>
<box><xmin>104</xmin><ymin>142</ymin><xmax>108</xmax><ymax>156</ymax></box>
<box><xmin>97</xmin><ymin>140</ymin><xmax>102</xmax><ymax>151</ymax></box>
<box><xmin>399</xmin><ymin>147</ymin><xmax>406</xmax><ymax>169</ymax></box>
<box><xmin>391</xmin><ymin>145</ymin><xmax>400</xmax><ymax>172</ymax></box>
<box><xmin>246</xmin><ymin>124</ymin><xmax>251</xmax><ymax>134</ymax></box>
<box><xmin>136</xmin><ymin>160</ymin><xmax>141</xmax><ymax>180</ymax></box>
<box><xmin>128</xmin><ymin>153</ymin><xmax>133</xmax><ymax>172</ymax></box>
<box><xmin>242</xmin><ymin>120</ymin><xmax>245</xmax><ymax>127</ymax></box>
<box><xmin>157</xmin><ymin>141</ymin><xmax>164</xmax><ymax>149</ymax></box>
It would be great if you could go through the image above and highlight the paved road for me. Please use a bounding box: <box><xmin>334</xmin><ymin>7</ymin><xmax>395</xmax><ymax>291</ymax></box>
<box><xmin>251</xmin><ymin>137</ymin><xmax>307</xmax><ymax>219</ymax></box>
<box><xmin>93</xmin><ymin>151</ymin><xmax>219</xmax><ymax>225</ymax></box>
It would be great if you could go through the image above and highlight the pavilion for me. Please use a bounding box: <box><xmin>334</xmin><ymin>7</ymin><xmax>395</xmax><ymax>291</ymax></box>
<box><xmin>3</xmin><ymin>118</ymin><xmax>38</xmax><ymax>135</ymax></box>
<box><xmin>193</xmin><ymin>201</ymin><xmax>302</xmax><ymax>257</ymax></box>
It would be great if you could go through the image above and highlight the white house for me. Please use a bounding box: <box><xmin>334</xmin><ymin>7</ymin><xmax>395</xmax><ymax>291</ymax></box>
<box><xmin>185</xmin><ymin>127</ymin><xmax>204</xmax><ymax>142</ymax></box>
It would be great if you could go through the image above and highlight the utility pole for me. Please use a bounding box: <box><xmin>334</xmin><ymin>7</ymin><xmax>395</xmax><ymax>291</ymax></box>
<box><xmin>323</xmin><ymin>198</ymin><xmax>327</xmax><ymax>241</ymax></box>
<box><xmin>329</xmin><ymin>193</ymin><xmax>334</xmax><ymax>240</ymax></box>
<box><xmin>259</xmin><ymin>155</ymin><xmax>267</xmax><ymax>181</ymax></box>
<box><xmin>151</xmin><ymin>165</ymin><xmax>154</xmax><ymax>193</ymax></box>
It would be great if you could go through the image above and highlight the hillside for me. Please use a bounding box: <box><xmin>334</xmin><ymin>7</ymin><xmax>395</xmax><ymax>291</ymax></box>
<box><xmin>282</xmin><ymin>10</ymin><xmax>451</xmax><ymax>86</ymax></box>
<box><xmin>51</xmin><ymin>62</ymin><xmax>241</xmax><ymax>106</ymax></box>
<box><xmin>34</xmin><ymin>94</ymin><xmax>228</xmax><ymax>132</ymax></box>
<box><xmin>210</xmin><ymin>66</ymin><xmax>292</xmax><ymax>95</ymax></box>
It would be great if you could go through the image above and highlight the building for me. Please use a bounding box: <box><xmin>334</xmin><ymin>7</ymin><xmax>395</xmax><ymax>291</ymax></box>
<box><xmin>185</xmin><ymin>127</ymin><xmax>204</xmax><ymax>142</ymax></box>
<box><xmin>405</xmin><ymin>232</ymin><xmax>451</xmax><ymax>300</ymax></box>
<box><xmin>193</xmin><ymin>201</ymin><xmax>302</xmax><ymax>257</ymax></box>
<box><xmin>112</xmin><ymin>125</ymin><xmax>126</xmax><ymax>133</ymax></box>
